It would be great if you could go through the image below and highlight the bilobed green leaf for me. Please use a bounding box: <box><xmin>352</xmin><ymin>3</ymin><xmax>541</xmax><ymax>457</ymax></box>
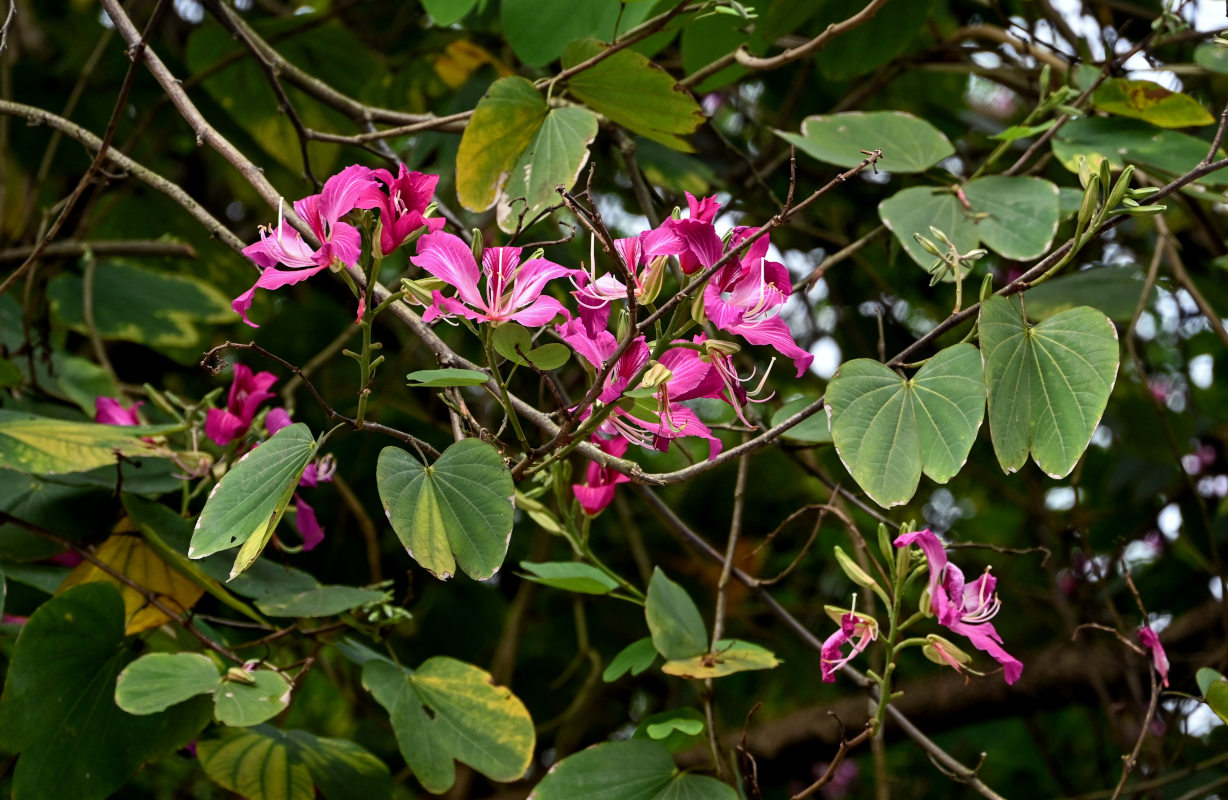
<box><xmin>604</xmin><ymin>637</ymin><xmax>659</xmax><ymax>682</ymax></box>
<box><xmin>0</xmin><ymin>584</ymin><xmax>210</xmax><ymax>800</ymax></box>
<box><xmin>980</xmin><ymin>296</ymin><xmax>1120</xmax><ymax>478</ymax></box>
<box><xmin>285</xmin><ymin>730</ymin><xmax>394</xmax><ymax>799</ymax></box>
<box><xmin>771</xmin><ymin>396</ymin><xmax>831</xmax><ymax>443</ymax></box>
<box><xmin>48</xmin><ymin>260</ymin><xmax>234</xmax><ymax>350</ymax></box>
<box><xmin>826</xmin><ymin>344</ymin><xmax>985</xmax><ymax>508</ymax></box>
<box><xmin>661</xmin><ymin>639</ymin><xmax>779</xmax><ymax>679</ymax></box>
<box><xmin>256</xmin><ymin>585</ymin><xmax>387</xmax><ymax>617</ymax></box>
<box><xmin>0</xmin><ymin>410</ymin><xmax>166</xmax><ymax>475</ymax></box>
<box><xmin>1197</xmin><ymin>667</ymin><xmax>1225</xmax><ymax>697</ymax></box>
<box><xmin>422</xmin><ymin>0</ymin><xmax>477</xmax><ymax>25</ymax></box>
<box><xmin>634</xmin><ymin>708</ymin><xmax>706</xmax><ymax>753</ymax></box>
<box><xmin>376</xmin><ymin>438</ymin><xmax>515</xmax><ymax>580</ymax></box>
<box><xmin>213</xmin><ymin>670</ymin><xmax>292</xmax><ymax>727</ymax></box>
<box><xmin>456</xmin><ymin>77</ymin><xmax>547</xmax><ymax>212</ymax></box>
<box><xmin>563</xmin><ymin>39</ymin><xmax>705</xmax><ymax>151</ymax></box>
<box><xmin>406</xmin><ymin>368</ymin><xmax>489</xmax><ymax>387</ymax></box>
<box><xmin>493</xmin><ymin>324</ymin><xmax>573</xmax><ymax>369</ymax></box>
<box><xmin>1052</xmin><ymin>117</ymin><xmax>1227</xmax><ymax>187</ymax></box>
<box><xmin>519</xmin><ymin>561</ymin><xmax>620</xmax><ymax>594</ymax></box>
<box><xmin>188</xmin><ymin>422</ymin><xmax>314</xmax><ymax>563</ymax></box>
<box><xmin>362</xmin><ymin>656</ymin><xmax>534</xmax><ymax>794</ymax></box>
<box><xmin>502</xmin><ymin>0</ymin><xmax>622</xmax><ymax>67</ymax></box>
<box><xmin>1022</xmin><ymin>268</ymin><xmax>1153</xmax><ymax>322</ymax></box>
<box><xmin>197</xmin><ymin>726</ymin><xmax>314</xmax><ymax>800</ymax></box>
<box><xmin>645</xmin><ymin>567</ymin><xmax>708</xmax><ymax>660</ymax></box>
<box><xmin>1205</xmin><ymin>681</ymin><xmax>1228</xmax><ymax>726</ymax></box>
<box><xmin>779</xmin><ymin>111</ymin><xmax>954</xmax><ymax>173</ymax></box>
<box><xmin>1092</xmin><ymin>78</ymin><xmax>1215</xmax><ymax>128</ymax></box>
<box><xmin>962</xmin><ymin>176</ymin><xmax>1060</xmax><ymax>260</ymax></box>
<box><xmin>528</xmin><ymin>739</ymin><xmax>738</xmax><ymax>800</ymax></box>
<box><xmin>497</xmin><ymin>106</ymin><xmax>598</xmax><ymax>233</ymax></box>
<box><xmin>115</xmin><ymin>652</ymin><xmax>223</xmax><ymax>715</ymax></box>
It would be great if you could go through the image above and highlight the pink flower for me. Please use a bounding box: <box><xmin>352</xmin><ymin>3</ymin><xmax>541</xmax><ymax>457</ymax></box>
<box><xmin>641</xmin><ymin>192</ymin><xmax>722</xmax><ymax>275</ymax></box>
<box><xmin>572</xmin><ymin>236</ymin><xmax>668</xmax><ymax>337</ymax></box>
<box><xmin>370</xmin><ymin>164</ymin><xmax>444</xmax><ymax>255</ymax></box>
<box><xmin>95</xmin><ymin>397</ymin><xmax>142</xmax><ymax>426</ymax></box>
<box><xmin>895</xmin><ymin>529</ymin><xmax>1023</xmax><ymax>685</ymax></box>
<box><xmin>1138</xmin><ymin>625</ymin><xmax>1170</xmax><ymax>687</ymax></box>
<box><xmin>205</xmin><ymin>364</ymin><xmax>278</xmax><ymax>446</ymax></box>
<box><xmin>234</xmin><ymin>165</ymin><xmax>382</xmax><ymax>327</ymax></box>
<box><xmin>556</xmin><ymin>319</ymin><xmax>722</xmax><ymax>458</ymax></box>
<box><xmin>265</xmin><ymin>408</ymin><xmax>335</xmax><ymax>551</ymax></box>
<box><xmin>572</xmin><ymin>436</ymin><xmax>632</xmax><ymax>515</ymax></box>
<box><xmin>820</xmin><ymin>611</ymin><xmax>877</xmax><ymax>682</ymax></box>
<box><xmin>412</xmin><ymin>231</ymin><xmax>577</xmax><ymax>326</ymax></box>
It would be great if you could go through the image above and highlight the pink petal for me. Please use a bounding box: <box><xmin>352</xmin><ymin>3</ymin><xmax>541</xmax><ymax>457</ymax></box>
<box><xmin>293</xmin><ymin>494</ymin><xmax>325</xmax><ymax>551</ymax></box>
<box><xmin>232</xmin><ymin>284</ymin><xmax>261</xmax><ymax>328</ymax></box>
<box><xmin>412</xmin><ymin>232</ymin><xmax>485</xmax><ymax>310</ymax></box>
<box><xmin>206</xmin><ymin>408</ymin><xmax>248</xmax><ymax>446</ymax></box>
<box><xmin>894</xmin><ymin>529</ymin><xmax>949</xmax><ymax>618</ymax></box>
<box><xmin>254</xmin><ymin>263</ymin><xmax>330</xmax><ymax>291</ymax></box>
<box><xmin>507</xmin><ymin>295</ymin><xmax>569</xmax><ymax>327</ymax></box>
<box><xmin>1138</xmin><ymin>626</ymin><xmax>1170</xmax><ymax>687</ymax></box>
<box><xmin>507</xmin><ymin>258</ymin><xmax>576</xmax><ymax>314</ymax></box>
<box><xmin>95</xmin><ymin>397</ymin><xmax>141</xmax><ymax>426</ymax></box>
<box><xmin>728</xmin><ymin>316</ymin><xmax>814</xmax><ymax>377</ymax></box>
<box><xmin>947</xmin><ymin>620</ymin><xmax>1023</xmax><ymax>685</ymax></box>
<box><xmin>265</xmin><ymin>407</ymin><xmax>292</xmax><ymax>435</ymax></box>
<box><xmin>685</xmin><ymin>192</ymin><xmax>721</xmax><ymax>223</ymax></box>
<box><xmin>319</xmin><ymin>164</ymin><xmax>380</xmax><ymax>223</ymax></box>
<box><xmin>672</xmin><ymin>219</ymin><xmax>724</xmax><ymax>271</ymax></box>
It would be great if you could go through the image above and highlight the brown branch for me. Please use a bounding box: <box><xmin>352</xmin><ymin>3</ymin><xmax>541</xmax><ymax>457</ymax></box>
<box><xmin>0</xmin><ymin>239</ymin><xmax>196</xmax><ymax>263</ymax></box>
<box><xmin>791</xmin><ymin>720</ymin><xmax>874</xmax><ymax>800</ymax></box>
<box><xmin>682</xmin><ymin>0</ymin><xmax>892</xmax><ymax>88</ymax></box>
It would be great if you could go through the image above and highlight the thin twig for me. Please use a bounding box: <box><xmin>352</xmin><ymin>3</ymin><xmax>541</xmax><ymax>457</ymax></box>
<box><xmin>0</xmin><ymin>239</ymin><xmax>196</xmax><ymax>263</ymax></box>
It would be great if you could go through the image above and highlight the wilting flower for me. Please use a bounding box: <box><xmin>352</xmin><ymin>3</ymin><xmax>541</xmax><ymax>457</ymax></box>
<box><xmin>205</xmin><ymin>364</ymin><xmax>278</xmax><ymax>446</ymax></box>
<box><xmin>369</xmin><ymin>164</ymin><xmax>444</xmax><ymax>255</ymax></box>
<box><xmin>556</xmin><ymin>319</ymin><xmax>722</xmax><ymax>458</ymax></box>
<box><xmin>895</xmin><ymin>529</ymin><xmax>1023</xmax><ymax>684</ymax></box>
<box><xmin>234</xmin><ymin>164</ymin><xmax>381</xmax><ymax>327</ymax></box>
<box><xmin>1137</xmin><ymin>625</ymin><xmax>1170</xmax><ymax>687</ymax></box>
<box><xmin>820</xmin><ymin>609</ymin><xmax>878</xmax><ymax>682</ymax></box>
<box><xmin>95</xmin><ymin>397</ymin><xmax>142</xmax><ymax>426</ymax></box>
<box><xmin>265</xmin><ymin>408</ymin><xmax>335</xmax><ymax>551</ymax></box>
<box><xmin>572</xmin><ymin>435</ymin><xmax>632</xmax><ymax>515</ymax></box>
<box><xmin>412</xmin><ymin>231</ymin><xmax>576</xmax><ymax>326</ymax></box>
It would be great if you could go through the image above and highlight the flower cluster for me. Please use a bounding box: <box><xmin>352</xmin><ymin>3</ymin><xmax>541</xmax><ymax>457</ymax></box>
<box><xmin>235</xmin><ymin>167</ymin><xmax>815</xmax><ymax>517</ymax></box>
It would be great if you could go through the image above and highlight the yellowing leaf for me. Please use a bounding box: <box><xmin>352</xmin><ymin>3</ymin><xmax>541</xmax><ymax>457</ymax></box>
<box><xmin>660</xmin><ymin>639</ymin><xmax>779</xmax><ymax>679</ymax></box>
<box><xmin>433</xmin><ymin>40</ymin><xmax>513</xmax><ymax>90</ymax></box>
<box><xmin>60</xmin><ymin>533</ymin><xmax>204</xmax><ymax>634</ymax></box>
<box><xmin>1092</xmin><ymin>78</ymin><xmax>1215</xmax><ymax>128</ymax></box>
<box><xmin>456</xmin><ymin>77</ymin><xmax>547</xmax><ymax>212</ymax></box>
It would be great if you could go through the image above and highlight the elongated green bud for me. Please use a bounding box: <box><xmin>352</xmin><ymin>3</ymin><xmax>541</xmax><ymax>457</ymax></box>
<box><xmin>834</xmin><ymin>545</ymin><xmax>879</xmax><ymax>591</ymax></box>
<box><xmin>1105</xmin><ymin>164</ymin><xmax>1136</xmax><ymax>211</ymax></box>
<box><xmin>471</xmin><ymin>229</ymin><xmax>483</xmax><ymax>263</ymax></box>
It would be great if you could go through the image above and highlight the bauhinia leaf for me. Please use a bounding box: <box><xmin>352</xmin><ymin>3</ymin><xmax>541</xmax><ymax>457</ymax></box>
<box><xmin>826</xmin><ymin>343</ymin><xmax>986</xmax><ymax>508</ymax></box>
<box><xmin>527</xmin><ymin>739</ymin><xmax>738</xmax><ymax>800</ymax></box>
<box><xmin>980</xmin><ymin>296</ymin><xmax>1120</xmax><ymax>478</ymax></box>
<box><xmin>645</xmin><ymin>567</ymin><xmax>708</xmax><ymax>660</ymax></box>
<box><xmin>115</xmin><ymin>652</ymin><xmax>223</xmax><ymax>715</ymax></box>
<box><xmin>497</xmin><ymin>106</ymin><xmax>598</xmax><ymax>233</ymax></box>
<box><xmin>0</xmin><ymin>410</ymin><xmax>167</xmax><ymax>475</ymax></box>
<box><xmin>456</xmin><ymin>77</ymin><xmax>546</xmax><ymax>212</ymax></box>
<box><xmin>362</xmin><ymin>656</ymin><xmax>534</xmax><ymax>794</ymax></box>
<box><xmin>376</xmin><ymin>438</ymin><xmax>515</xmax><ymax>580</ymax></box>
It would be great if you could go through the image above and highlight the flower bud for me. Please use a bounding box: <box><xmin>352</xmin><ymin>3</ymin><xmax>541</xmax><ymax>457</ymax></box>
<box><xmin>702</xmin><ymin>339</ymin><xmax>741</xmax><ymax>358</ymax></box>
<box><xmin>470</xmin><ymin>229</ymin><xmax>483</xmax><ymax>263</ymax></box>
<box><xmin>638</xmin><ymin>255</ymin><xmax>668</xmax><ymax>305</ymax></box>
<box><xmin>640</xmin><ymin>361</ymin><xmax>674</xmax><ymax>389</ymax></box>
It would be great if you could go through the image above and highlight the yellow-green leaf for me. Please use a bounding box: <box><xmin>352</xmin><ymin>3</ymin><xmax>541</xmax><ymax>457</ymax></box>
<box><xmin>1092</xmin><ymin>78</ymin><xmax>1215</xmax><ymax>128</ymax></box>
<box><xmin>456</xmin><ymin>77</ymin><xmax>547</xmax><ymax>212</ymax></box>
<box><xmin>660</xmin><ymin>639</ymin><xmax>779</xmax><ymax>679</ymax></box>
<box><xmin>198</xmin><ymin>726</ymin><xmax>314</xmax><ymax>800</ymax></box>
<box><xmin>0</xmin><ymin>410</ymin><xmax>167</xmax><ymax>475</ymax></box>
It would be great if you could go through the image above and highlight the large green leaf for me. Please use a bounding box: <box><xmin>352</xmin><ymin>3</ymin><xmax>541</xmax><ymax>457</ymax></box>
<box><xmin>115</xmin><ymin>652</ymin><xmax>223</xmax><ymax>715</ymax></box>
<box><xmin>813</xmin><ymin>0</ymin><xmax>937</xmax><ymax>81</ymax></box>
<box><xmin>1051</xmin><ymin>117</ymin><xmax>1227</xmax><ymax>187</ymax></box>
<box><xmin>1091</xmin><ymin>79</ymin><xmax>1215</xmax><ymax>128</ymax></box>
<box><xmin>213</xmin><ymin>669</ymin><xmax>293</xmax><ymax>727</ymax></box>
<box><xmin>770</xmin><ymin>396</ymin><xmax>831</xmax><ymax>443</ymax></box>
<box><xmin>778</xmin><ymin>111</ymin><xmax>954</xmax><ymax>173</ymax></box>
<box><xmin>48</xmin><ymin>259</ymin><xmax>233</xmax><ymax>350</ymax></box>
<box><xmin>563</xmin><ymin>39</ymin><xmax>705</xmax><ymax>151</ymax></box>
<box><xmin>188</xmin><ymin>423</ymin><xmax>314</xmax><ymax>571</ymax></box>
<box><xmin>456</xmin><ymin>77</ymin><xmax>547</xmax><ymax>212</ymax></box>
<box><xmin>0</xmin><ymin>410</ymin><xmax>167</xmax><ymax>475</ymax></box>
<box><xmin>405</xmin><ymin>368</ymin><xmax>490</xmax><ymax>388</ymax></box>
<box><xmin>879</xmin><ymin>177</ymin><xmax>1060</xmax><ymax>266</ymax></box>
<box><xmin>497</xmin><ymin>106</ymin><xmax>599</xmax><ymax>233</ymax></box>
<box><xmin>422</xmin><ymin>0</ymin><xmax>477</xmax><ymax>25</ymax></box>
<box><xmin>0</xmin><ymin>583</ymin><xmax>210</xmax><ymax>800</ymax></box>
<box><xmin>362</xmin><ymin>656</ymin><xmax>534</xmax><ymax>794</ymax></box>
<box><xmin>961</xmin><ymin>176</ymin><xmax>1060</xmax><ymax>260</ymax></box>
<box><xmin>198</xmin><ymin>725</ymin><xmax>392</xmax><ymax>800</ymax></box>
<box><xmin>826</xmin><ymin>344</ymin><xmax>985</xmax><ymax>508</ymax></box>
<box><xmin>376</xmin><ymin>438</ymin><xmax>515</xmax><ymax>580</ymax></box>
<box><xmin>645</xmin><ymin>567</ymin><xmax>708</xmax><ymax>660</ymax></box>
<box><xmin>502</xmin><ymin>0</ymin><xmax>622</xmax><ymax>67</ymax></box>
<box><xmin>980</xmin><ymin>296</ymin><xmax>1120</xmax><ymax>478</ymax></box>
<box><xmin>197</xmin><ymin>726</ymin><xmax>314</xmax><ymax>800</ymax></box>
<box><xmin>528</xmin><ymin>739</ymin><xmax>738</xmax><ymax>800</ymax></box>
<box><xmin>1197</xmin><ymin>668</ymin><xmax>1228</xmax><ymax>725</ymax></box>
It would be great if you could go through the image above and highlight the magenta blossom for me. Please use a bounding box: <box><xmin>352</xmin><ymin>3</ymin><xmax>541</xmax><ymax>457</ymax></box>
<box><xmin>820</xmin><ymin>611</ymin><xmax>877</xmax><ymax>683</ymax></box>
<box><xmin>95</xmin><ymin>397</ymin><xmax>142</xmax><ymax>426</ymax></box>
<box><xmin>265</xmin><ymin>408</ymin><xmax>335</xmax><ymax>551</ymax></box>
<box><xmin>557</xmin><ymin>319</ymin><xmax>722</xmax><ymax>458</ymax></box>
<box><xmin>895</xmin><ymin>529</ymin><xmax>1023</xmax><ymax>684</ymax></box>
<box><xmin>1137</xmin><ymin>625</ymin><xmax>1170</xmax><ymax>688</ymax></box>
<box><xmin>412</xmin><ymin>231</ymin><xmax>576</xmax><ymax>326</ymax></box>
<box><xmin>370</xmin><ymin>164</ymin><xmax>444</xmax><ymax>255</ymax></box>
<box><xmin>572</xmin><ymin>435</ymin><xmax>632</xmax><ymax>516</ymax></box>
<box><xmin>205</xmin><ymin>364</ymin><xmax>278</xmax><ymax>446</ymax></box>
<box><xmin>234</xmin><ymin>164</ymin><xmax>381</xmax><ymax>327</ymax></box>
<box><xmin>572</xmin><ymin>235</ymin><xmax>668</xmax><ymax>337</ymax></box>
<box><xmin>641</xmin><ymin>192</ymin><xmax>721</xmax><ymax>275</ymax></box>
